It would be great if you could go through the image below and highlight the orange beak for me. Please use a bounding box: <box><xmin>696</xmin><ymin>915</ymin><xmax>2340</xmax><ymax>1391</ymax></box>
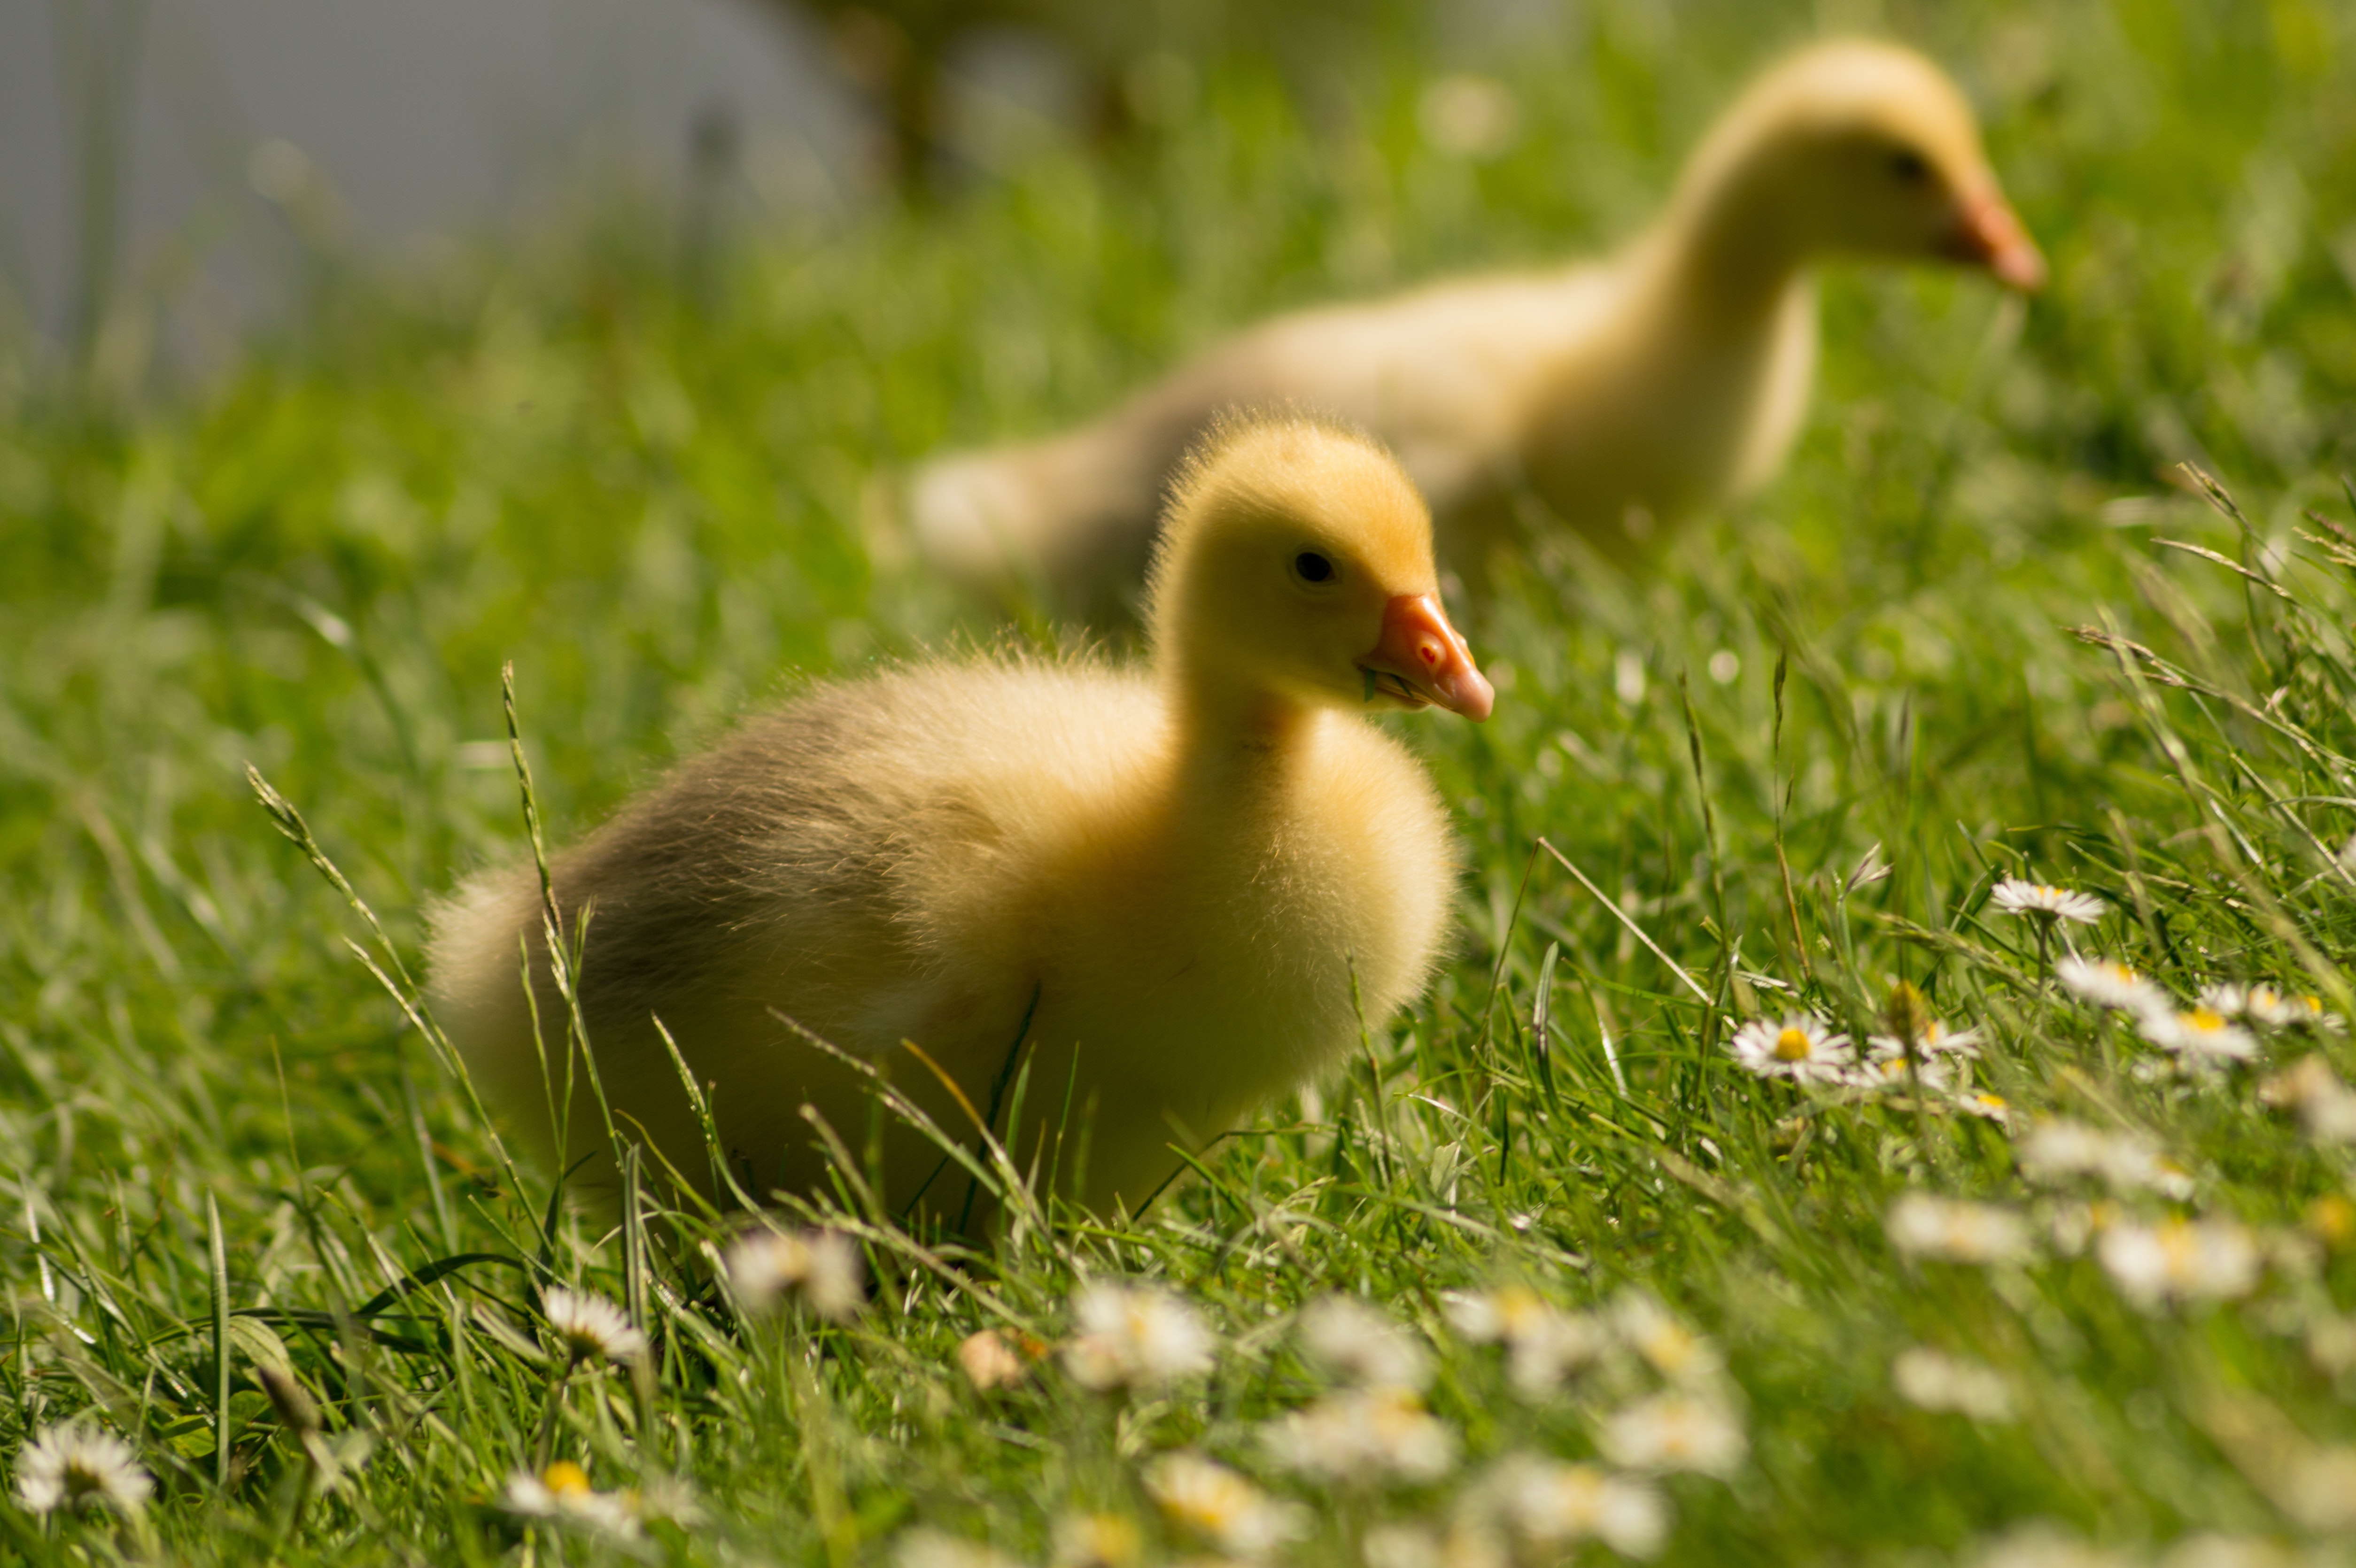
<box><xmin>1945</xmin><ymin>186</ymin><xmax>2046</xmax><ymax>291</ymax></box>
<box><xmin>1360</xmin><ymin>593</ymin><xmax>1494</xmax><ymax>721</ymax></box>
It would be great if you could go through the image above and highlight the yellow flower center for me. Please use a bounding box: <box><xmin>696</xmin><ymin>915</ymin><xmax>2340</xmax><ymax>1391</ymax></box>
<box><xmin>542</xmin><ymin>1461</ymin><xmax>592</xmax><ymax>1497</ymax></box>
<box><xmin>1774</xmin><ymin>1028</ymin><xmax>1813</xmax><ymax>1061</ymax></box>
<box><xmin>1495</xmin><ymin>1285</ymin><xmax>1546</xmax><ymax>1336</ymax></box>
<box><xmin>1975</xmin><ymin>1093</ymin><xmax>2006</xmax><ymax>1110</ymax></box>
<box><xmin>2186</xmin><ymin>1008</ymin><xmax>2225</xmax><ymax>1033</ymax></box>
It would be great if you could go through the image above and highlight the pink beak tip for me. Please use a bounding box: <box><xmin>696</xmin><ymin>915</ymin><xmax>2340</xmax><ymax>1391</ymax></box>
<box><xmin>1369</xmin><ymin>593</ymin><xmax>1495</xmax><ymax>721</ymax></box>
<box><xmin>1995</xmin><ymin>239</ymin><xmax>2049</xmax><ymax>292</ymax></box>
<box><xmin>1955</xmin><ymin>190</ymin><xmax>2047</xmax><ymax>293</ymax></box>
<box><xmin>1451</xmin><ymin>669</ymin><xmax>1497</xmax><ymax>723</ymax></box>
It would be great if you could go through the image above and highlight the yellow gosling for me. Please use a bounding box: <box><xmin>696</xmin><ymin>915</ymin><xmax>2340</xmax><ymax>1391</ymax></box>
<box><xmin>428</xmin><ymin>417</ymin><xmax>1491</xmax><ymax>1227</ymax></box>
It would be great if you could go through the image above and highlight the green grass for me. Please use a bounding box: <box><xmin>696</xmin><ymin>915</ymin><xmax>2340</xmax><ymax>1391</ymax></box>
<box><xmin>6</xmin><ymin>0</ymin><xmax>2356</xmax><ymax>1561</ymax></box>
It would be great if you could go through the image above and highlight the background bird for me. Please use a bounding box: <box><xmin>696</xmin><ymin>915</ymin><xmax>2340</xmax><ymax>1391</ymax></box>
<box><xmin>912</xmin><ymin>37</ymin><xmax>2046</xmax><ymax>618</ymax></box>
<box><xmin>427</xmin><ymin>417</ymin><xmax>1492</xmax><ymax>1228</ymax></box>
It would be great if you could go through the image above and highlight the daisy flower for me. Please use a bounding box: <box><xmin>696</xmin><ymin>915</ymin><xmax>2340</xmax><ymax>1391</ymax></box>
<box><xmin>1597</xmin><ymin>1393</ymin><xmax>1747</xmax><ymax>1478</ymax></box>
<box><xmin>501</xmin><ymin>1461</ymin><xmax>642</xmax><ymax>1537</ymax></box>
<box><xmin>2287</xmin><ymin>1448</ymin><xmax>2356</xmax><ymax>1533</ymax></box>
<box><xmin>1954</xmin><ymin>1090</ymin><xmax>2015</xmax><ymax>1127</ymax></box>
<box><xmin>2206</xmin><ymin>983</ymin><xmax>2341</xmax><ymax>1032</ymax></box>
<box><xmin>1064</xmin><ymin>1282</ymin><xmax>1216</xmax><ymax>1391</ymax></box>
<box><xmin>1848</xmin><ymin>1043</ymin><xmax>1958</xmax><ymax>1094</ymax></box>
<box><xmin>14</xmin><ymin>1424</ymin><xmax>153</xmax><ymax>1517</ymax></box>
<box><xmin>1891</xmin><ymin>1347</ymin><xmax>2014</xmax><ymax>1422</ymax></box>
<box><xmin>1989</xmin><ymin>879</ymin><xmax>2107</xmax><ymax>925</ymax></box>
<box><xmin>2056</xmin><ymin>958</ymin><xmax>2166</xmax><ymax>1013</ymax></box>
<box><xmin>1444</xmin><ymin>1285</ymin><xmax>1601</xmax><ymax>1398</ymax></box>
<box><xmin>1726</xmin><ymin>1015</ymin><xmax>1855</xmax><ymax>1084</ymax></box>
<box><xmin>1362</xmin><ymin>1519</ymin><xmax>1510</xmax><ymax>1568</ymax></box>
<box><xmin>1053</xmin><ymin>1513</ymin><xmax>1143</xmax><ymax>1568</ymax></box>
<box><xmin>2016</xmin><ymin>1120</ymin><xmax>2192</xmax><ymax>1197</ymax></box>
<box><xmin>2260</xmin><ymin>1056</ymin><xmax>2356</xmax><ymax>1144</ymax></box>
<box><xmin>1886</xmin><ymin>1193</ymin><xmax>2034</xmax><ymax>1265</ymax></box>
<box><xmin>540</xmin><ymin>1287</ymin><xmax>648</xmax><ymax>1365</ymax></box>
<box><xmin>1260</xmin><ymin>1386</ymin><xmax>1460</xmax><ymax>1484</ymax></box>
<box><xmin>1608</xmin><ymin>1292</ymin><xmax>1722</xmax><ymax>1385</ymax></box>
<box><xmin>1973</xmin><ymin>1524</ymin><xmax>2139</xmax><ymax>1568</ymax></box>
<box><xmin>724</xmin><ymin>1228</ymin><xmax>866</xmax><ymax>1322</ymax></box>
<box><xmin>1145</xmin><ymin>1452</ymin><xmax>1306</xmax><ymax>1559</ymax></box>
<box><xmin>957</xmin><ymin>1328</ymin><xmax>1044</xmax><ymax>1391</ymax></box>
<box><xmin>1866</xmin><ymin>1019</ymin><xmax>1983</xmax><ymax>1062</ymax></box>
<box><xmin>2097</xmin><ymin>1216</ymin><xmax>2260</xmax><ymax>1309</ymax></box>
<box><xmin>2137</xmin><ymin>1005</ymin><xmax>2259</xmax><ymax>1067</ymax></box>
<box><xmin>1360</xmin><ymin>1522</ymin><xmax>1447</xmax><ymax>1568</ymax></box>
<box><xmin>1296</xmin><ymin>1294</ymin><xmax>1430</xmax><ymax>1390</ymax></box>
<box><xmin>1491</xmin><ymin>1454</ymin><xmax>1668</xmax><ymax>1559</ymax></box>
<box><xmin>897</xmin><ymin>1528</ymin><xmax>1025</xmax><ymax>1568</ymax></box>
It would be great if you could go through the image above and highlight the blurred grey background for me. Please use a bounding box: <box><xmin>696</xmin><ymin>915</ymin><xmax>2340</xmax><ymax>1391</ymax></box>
<box><xmin>2</xmin><ymin>0</ymin><xmax>1564</xmax><ymax>365</ymax></box>
<box><xmin>0</xmin><ymin>0</ymin><xmax>862</xmax><ymax>355</ymax></box>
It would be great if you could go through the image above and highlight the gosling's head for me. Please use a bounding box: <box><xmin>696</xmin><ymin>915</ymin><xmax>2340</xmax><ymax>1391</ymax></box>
<box><xmin>1681</xmin><ymin>38</ymin><xmax>2045</xmax><ymax>290</ymax></box>
<box><xmin>1147</xmin><ymin>416</ymin><xmax>1493</xmax><ymax>723</ymax></box>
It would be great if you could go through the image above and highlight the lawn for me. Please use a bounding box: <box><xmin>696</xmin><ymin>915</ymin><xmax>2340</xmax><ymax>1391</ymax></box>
<box><xmin>5</xmin><ymin>0</ymin><xmax>2356</xmax><ymax>1562</ymax></box>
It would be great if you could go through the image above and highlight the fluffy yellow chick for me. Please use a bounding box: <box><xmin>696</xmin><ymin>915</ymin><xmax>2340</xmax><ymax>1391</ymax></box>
<box><xmin>913</xmin><ymin>38</ymin><xmax>2045</xmax><ymax>611</ymax></box>
<box><xmin>427</xmin><ymin>417</ymin><xmax>1492</xmax><ymax>1228</ymax></box>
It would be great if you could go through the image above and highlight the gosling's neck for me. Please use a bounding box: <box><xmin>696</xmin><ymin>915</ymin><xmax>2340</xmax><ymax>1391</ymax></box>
<box><xmin>1163</xmin><ymin>663</ymin><xmax>1324</xmax><ymax>794</ymax></box>
<box><xmin>1644</xmin><ymin>155</ymin><xmax>1814</xmax><ymax>332</ymax></box>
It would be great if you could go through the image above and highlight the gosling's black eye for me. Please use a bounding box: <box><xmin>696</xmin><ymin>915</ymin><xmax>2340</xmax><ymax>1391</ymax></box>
<box><xmin>1293</xmin><ymin>550</ymin><xmax>1336</xmax><ymax>584</ymax></box>
<box><xmin>1889</xmin><ymin>148</ymin><xmax>1930</xmax><ymax>184</ymax></box>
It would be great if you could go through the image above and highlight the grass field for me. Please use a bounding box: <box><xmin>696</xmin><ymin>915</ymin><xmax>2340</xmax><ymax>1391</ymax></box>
<box><xmin>7</xmin><ymin>0</ymin><xmax>2356</xmax><ymax>1561</ymax></box>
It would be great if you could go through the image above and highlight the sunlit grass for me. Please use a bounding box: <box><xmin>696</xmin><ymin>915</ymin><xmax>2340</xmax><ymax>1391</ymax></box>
<box><xmin>3</xmin><ymin>0</ymin><xmax>2356</xmax><ymax>1562</ymax></box>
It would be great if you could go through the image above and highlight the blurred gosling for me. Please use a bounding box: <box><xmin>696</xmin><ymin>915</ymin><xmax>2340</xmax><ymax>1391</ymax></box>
<box><xmin>427</xmin><ymin>417</ymin><xmax>1492</xmax><ymax>1228</ymax></box>
<box><xmin>914</xmin><ymin>38</ymin><xmax>2045</xmax><ymax>613</ymax></box>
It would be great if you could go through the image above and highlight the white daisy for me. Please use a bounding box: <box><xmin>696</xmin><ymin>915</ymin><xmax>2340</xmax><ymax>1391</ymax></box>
<box><xmin>896</xmin><ymin>1527</ymin><xmax>1025</xmax><ymax>1568</ymax></box>
<box><xmin>1064</xmin><ymin>1282</ymin><xmax>1216</xmax><ymax>1391</ymax></box>
<box><xmin>1726</xmin><ymin>1015</ymin><xmax>1855</xmax><ymax>1084</ymax></box>
<box><xmin>2286</xmin><ymin>1448</ymin><xmax>2356</xmax><ymax>1533</ymax></box>
<box><xmin>1491</xmin><ymin>1454</ymin><xmax>1668</xmax><ymax>1559</ymax></box>
<box><xmin>2056</xmin><ymin>957</ymin><xmax>2166</xmax><ymax>1012</ymax></box>
<box><xmin>14</xmin><ymin>1423</ymin><xmax>153</xmax><ymax>1516</ymax></box>
<box><xmin>1866</xmin><ymin>1017</ymin><xmax>1983</xmax><ymax>1059</ymax></box>
<box><xmin>724</xmin><ymin>1228</ymin><xmax>866</xmax><ymax>1322</ymax></box>
<box><xmin>2204</xmin><ymin>983</ymin><xmax>2340</xmax><ymax>1032</ymax></box>
<box><xmin>2016</xmin><ymin>1120</ymin><xmax>2192</xmax><ymax>1198</ymax></box>
<box><xmin>1296</xmin><ymin>1295</ymin><xmax>1430</xmax><ymax>1391</ymax></box>
<box><xmin>541</xmin><ymin>1287</ymin><xmax>648</xmax><ymax>1365</ymax></box>
<box><xmin>2259</xmin><ymin>1056</ymin><xmax>2356</xmax><ymax>1144</ymax></box>
<box><xmin>1260</xmin><ymin>1386</ymin><xmax>1460</xmax><ymax>1483</ymax></box>
<box><xmin>1848</xmin><ymin>1043</ymin><xmax>1958</xmax><ymax>1094</ymax></box>
<box><xmin>1990</xmin><ymin>879</ymin><xmax>2108</xmax><ymax>924</ymax></box>
<box><xmin>1052</xmin><ymin>1512</ymin><xmax>1143</xmax><ymax>1568</ymax></box>
<box><xmin>2097</xmin><ymin>1217</ymin><xmax>2259</xmax><ymax>1308</ymax></box>
<box><xmin>2137</xmin><ymin>1006</ymin><xmax>2259</xmax><ymax>1066</ymax></box>
<box><xmin>1145</xmin><ymin>1452</ymin><xmax>1306</xmax><ymax>1559</ymax></box>
<box><xmin>1886</xmin><ymin>1193</ymin><xmax>2034</xmax><ymax>1265</ymax></box>
<box><xmin>957</xmin><ymin>1328</ymin><xmax>1042</xmax><ymax>1391</ymax></box>
<box><xmin>500</xmin><ymin>1461</ymin><xmax>643</xmax><ymax>1537</ymax></box>
<box><xmin>1596</xmin><ymin>1393</ymin><xmax>1747</xmax><ymax>1478</ymax></box>
<box><xmin>1608</xmin><ymin>1292</ymin><xmax>1722</xmax><ymax>1385</ymax></box>
<box><xmin>1891</xmin><ymin>1346</ymin><xmax>2014</xmax><ymax>1421</ymax></box>
<box><xmin>1954</xmin><ymin>1089</ymin><xmax>2016</xmax><ymax>1126</ymax></box>
<box><xmin>1974</xmin><ymin>1524</ymin><xmax>2139</xmax><ymax>1568</ymax></box>
<box><xmin>1362</xmin><ymin>1519</ymin><xmax>1509</xmax><ymax>1568</ymax></box>
<box><xmin>1444</xmin><ymin>1285</ymin><xmax>1601</xmax><ymax>1398</ymax></box>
